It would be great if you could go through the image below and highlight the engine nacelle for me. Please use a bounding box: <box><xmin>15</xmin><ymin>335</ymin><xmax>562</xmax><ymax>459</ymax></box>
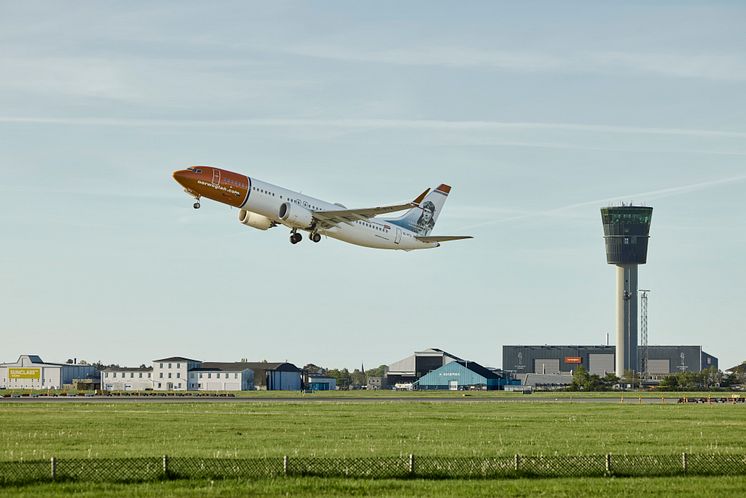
<box><xmin>278</xmin><ymin>202</ymin><xmax>313</xmax><ymax>228</ymax></box>
<box><xmin>238</xmin><ymin>209</ymin><xmax>273</xmax><ymax>230</ymax></box>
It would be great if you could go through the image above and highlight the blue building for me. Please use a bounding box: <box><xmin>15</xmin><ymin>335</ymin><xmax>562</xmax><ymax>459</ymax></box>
<box><xmin>414</xmin><ymin>360</ymin><xmax>508</xmax><ymax>390</ymax></box>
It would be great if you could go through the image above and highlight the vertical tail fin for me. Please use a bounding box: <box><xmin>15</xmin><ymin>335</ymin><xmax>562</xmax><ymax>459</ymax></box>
<box><xmin>386</xmin><ymin>184</ymin><xmax>451</xmax><ymax>236</ymax></box>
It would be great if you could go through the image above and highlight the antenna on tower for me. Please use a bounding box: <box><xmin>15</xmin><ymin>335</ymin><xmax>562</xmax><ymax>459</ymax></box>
<box><xmin>639</xmin><ymin>289</ymin><xmax>651</xmax><ymax>382</ymax></box>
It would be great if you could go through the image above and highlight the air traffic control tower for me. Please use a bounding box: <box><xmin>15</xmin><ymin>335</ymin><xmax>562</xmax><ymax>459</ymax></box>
<box><xmin>600</xmin><ymin>205</ymin><xmax>653</xmax><ymax>378</ymax></box>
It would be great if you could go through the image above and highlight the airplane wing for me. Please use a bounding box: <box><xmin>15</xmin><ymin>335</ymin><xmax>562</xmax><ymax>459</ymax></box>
<box><xmin>312</xmin><ymin>189</ymin><xmax>430</xmax><ymax>228</ymax></box>
<box><xmin>415</xmin><ymin>235</ymin><xmax>473</xmax><ymax>242</ymax></box>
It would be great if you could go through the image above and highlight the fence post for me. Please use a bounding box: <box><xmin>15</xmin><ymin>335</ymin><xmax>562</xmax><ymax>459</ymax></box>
<box><xmin>50</xmin><ymin>457</ymin><xmax>56</xmax><ymax>480</ymax></box>
<box><xmin>682</xmin><ymin>452</ymin><xmax>688</xmax><ymax>473</ymax></box>
<box><xmin>162</xmin><ymin>454</ymin><xmax>168</xmax><ymax>477</ymax></box>
<box><xmin>283</xmin><ymin>455</ymin><xmax>288</xmax><ymax>476</ymax></box>
<box><xmin>514</xmin><ymin>454</ymin><xmax>520</xmax><ymax>472</ymax></box>
<box><xmin>408</xmin><ymin>454</ymin><xmax>415</xmax><ymax>476</ymax></box>
<box><xmin>605</xmin><ymin>454</ymin><xmax>612</xmax><ymax>475</ymax></box>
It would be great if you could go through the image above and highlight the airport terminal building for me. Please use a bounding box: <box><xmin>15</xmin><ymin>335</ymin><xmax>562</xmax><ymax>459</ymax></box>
<box><xmin>503</xmin><ymin>345</ymin><xmax>718</xmax><ymax>378</ymax></box>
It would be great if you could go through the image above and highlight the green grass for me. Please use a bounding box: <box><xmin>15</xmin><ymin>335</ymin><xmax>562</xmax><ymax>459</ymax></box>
<box><xmin>0</xmin><ymin>401</ymin><xmax>744</xmax><ymax>460</ymax></box>
<box><xmin>1</xmin><ymin>401</ymin><xmax>744</xmax><ymax>496</ymax></box>
<box><xmin>2</xmin><ymin>476</ymin><xmax>746</xmax><ymax>497</ymax></box>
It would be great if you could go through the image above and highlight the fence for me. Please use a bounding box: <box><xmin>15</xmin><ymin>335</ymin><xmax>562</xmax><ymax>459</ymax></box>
<box><xmin>1</xmin><ymin>454</ymin><xmax>745</xmax><ymax>485</ymax></box>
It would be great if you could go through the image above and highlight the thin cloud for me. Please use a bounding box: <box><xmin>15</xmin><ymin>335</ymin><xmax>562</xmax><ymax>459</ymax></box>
<box><xmin>283</xmin><ymin>44</ymin><xmax>746</xmax><ymax>81</ymax></box>
<box><xmin>2</xmin><ymin>116</ymin><xmax>745</xmax><ymax>140</ymax></box>
<box><xmin>460</xmin><ymin>174</ymin><xmax>746</xmax><ymax>230</ymax></box>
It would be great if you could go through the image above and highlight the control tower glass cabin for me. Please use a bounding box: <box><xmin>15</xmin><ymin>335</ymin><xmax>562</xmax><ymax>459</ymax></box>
<box><xmin>600</xmin><ymin>206</ymin><xmax>653</xmax><ymax>378</ymax></box>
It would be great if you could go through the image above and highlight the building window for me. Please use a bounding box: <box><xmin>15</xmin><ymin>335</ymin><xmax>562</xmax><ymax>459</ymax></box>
<box><xmin>168</xmin><ymin>373</ymin><xmax>172</xmax><ymax>379</ymax></box>
<box><xmin>159</xmin><ymin>373</ymin><xmax>163</xmax><ymax>378</ymax></box>
<box><xmin>234</xmin><ymin>373</ymin><xmax>238</xmax><ymax>379</ymax></box>
<box><xmin>176</xmin><ymin>373</ymin><xmax>180</xmax><ymax>378</ymax></box>
<box><xmin>130</xmin><ymin>373</ymin><xmax>134</xmax><ymax>378</ymax></box>
<box><xmin>139</xmin><ymin>373</ymin><xmax>142</xmax><ymax>378</ymax></box>
<box><xmin>208</xmin><ymin>373</ymin><xmax>211</xmax><ymax>379</ymax></box>
<box><xmin>158</xmin><ymin>383</ymin><xmax>161</xmax><ymax>388</ymax></box>
<box><xmin>160</xmin><ymin>363</ymin><xmax>163</xmax><ymax>368</ymax></box>
<box><xmin>168</xmin><ymin>363</ymin><xmax>172</xmax><ymax>369</ymax></box>
<box><xmin>177</xmin><ymin>363</ymin><xmax>180</xmax><ymax>369</ymax></box>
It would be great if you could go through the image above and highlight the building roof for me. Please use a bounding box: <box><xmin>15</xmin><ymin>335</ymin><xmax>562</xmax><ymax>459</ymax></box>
<box><xmin>454</xmin><ymin>361</ymin><xmax>501</xmax><ymax>380</ymax></box>
<box><xmin>102</xmin><ymin>366</ymin><xmax>153</xmax><ymax>372</ymax></box>
<box><xmin>388</xmin><ymin>348</ymin><xmax>463</xmax><ymax>375</ymax></box>
<box><xmin>153</xmin><ymin>357</ymin><xmax>201</xmax><ymax>363</ymax></box>
<box><xmin>194</xmin><ymin>362</ymin><xmax>252</xmax><ymax>372</ymax></box>
<box><xmin>726</xmin><ymin>362</ymin><xmax>746</xmax><ymax>373</ymax></box>
<box><xmin>191</xmin><ymin>362</ymin><xmax>300</xmax><ymax>373</ymax></box>
<box><xmin>243</xmin><ymin>362</ymin><xmax>301</xmax><ymax>372</ymax></box>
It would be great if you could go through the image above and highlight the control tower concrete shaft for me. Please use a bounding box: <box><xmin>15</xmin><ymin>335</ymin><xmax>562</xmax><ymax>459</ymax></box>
<box><xmin>600</xmin><ymin>206</ymin><xmax>653</xmax><ymax>378</ymax></box>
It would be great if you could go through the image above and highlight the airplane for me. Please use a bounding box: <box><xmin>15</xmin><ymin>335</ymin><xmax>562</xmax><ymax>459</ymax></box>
<box><xmin>172</xmin><ymin>165</ymin><xmax>472</xmax><ymax>251</ymax></box>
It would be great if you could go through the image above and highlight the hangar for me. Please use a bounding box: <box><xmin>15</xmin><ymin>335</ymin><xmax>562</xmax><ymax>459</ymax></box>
<box><xmin>0</xmin><ymin>355</ymin><xmax>97</xmax><ymax>390</ymax></box>
<box><xmin>385</xmin><ymin>348</ymin><xmax>462</xmax><ymax>387</ymax></box>
<box><xmin>503</xmin><ymin>345</ymin><xmax>718</xmax><ymax>378</ymax></box>
<box><xmin>414</xmin><ymin>360</ymin><xmax>506</xmax><ymax>390</ymax></box>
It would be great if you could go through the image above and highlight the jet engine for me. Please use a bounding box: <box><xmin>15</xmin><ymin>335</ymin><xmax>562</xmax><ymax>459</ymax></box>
<box><xmin>278</xmin><ymin>202</ymin><xmax>313</xmax><ymax>228</ymax></box>
<box><xmin>238</xmin><ymin>209</ymin><xmax>274</xmax><ymax>230</ymax></box>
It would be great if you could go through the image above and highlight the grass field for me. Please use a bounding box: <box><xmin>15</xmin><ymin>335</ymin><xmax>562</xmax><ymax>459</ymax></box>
<box><xmin>4</xmin><ymin>476</ymin><xmax>746</xmax><ymax>497</ymax></box>
<box><xmin>1</xmin><ymin>400</ymin><xmax>744</xmax><ymax>496</ymax></box>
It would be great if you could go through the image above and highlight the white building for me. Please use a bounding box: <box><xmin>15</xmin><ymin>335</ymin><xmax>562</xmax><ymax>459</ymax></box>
<box><xmin>101</xmin><ymin>367</ymin><xmax>154</xmax><ymax>391</ymax></box>
<box><xmin>152</xmin><ymin>357</ymin><xmax>202</xmax><ymax>391</ymax></box>
<box><xmin>191</xmin><ymin>363</ymin><xmax>254</xmax><ymax>391</ymax></box>
<box><xmin>100</xmin><ymin>357</ymin><xmax>265</xmax><ymax>392</ymax></box>
<box><xmin>0</xmin><ymin>355</ymin><xmax>97</xmax><ymax>390</ymax></box>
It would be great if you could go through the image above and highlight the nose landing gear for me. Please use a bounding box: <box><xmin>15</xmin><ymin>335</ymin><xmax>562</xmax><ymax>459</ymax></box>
<box><xmin>193</xmin><ymin>201</ymin><xmax>201</xmax><ymax>209</ymax></box>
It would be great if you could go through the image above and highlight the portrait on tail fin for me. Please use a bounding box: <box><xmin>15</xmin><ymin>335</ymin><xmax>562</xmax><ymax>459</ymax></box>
<box><xmin>415</xmin><ymin>201</ymin><xmax>436</xmax><ymax>236</ymax></box>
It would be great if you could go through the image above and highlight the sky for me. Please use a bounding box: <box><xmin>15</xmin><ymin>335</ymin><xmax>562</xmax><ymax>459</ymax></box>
<box><xmin>1</xmin><ymin>1</ymin><xmax>744</xmax><ymax>371</ymax></box>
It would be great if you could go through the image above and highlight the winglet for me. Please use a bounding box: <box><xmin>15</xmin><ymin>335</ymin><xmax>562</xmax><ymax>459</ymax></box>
<box><xmin>413</xmin><ymin>188</ymin><xmax>430</xmax><ymax>205</ymax></box>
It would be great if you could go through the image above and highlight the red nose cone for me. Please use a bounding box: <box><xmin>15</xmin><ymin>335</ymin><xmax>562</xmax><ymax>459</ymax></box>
<box><xmin>172</xmin><ymin>170</ymin><xmax>187</xmax><ymax>185</ymax></box>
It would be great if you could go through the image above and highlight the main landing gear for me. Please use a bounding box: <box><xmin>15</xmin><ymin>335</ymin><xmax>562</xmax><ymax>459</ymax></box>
<box><xmin>290</xmin><ymin>230</ymin><xmax>321</xmax><ymax>244</ymax></box>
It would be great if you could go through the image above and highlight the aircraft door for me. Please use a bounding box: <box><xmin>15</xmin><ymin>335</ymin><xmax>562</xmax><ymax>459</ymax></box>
<box><xmin>395</xmin><ymin>228</ymin><xmax>402</xmax><ymax>244</ymax></box>
<box><xmin>212</xmin><ymin>169</ymin><xmax>221</xmax><ymax>185</ymax></box>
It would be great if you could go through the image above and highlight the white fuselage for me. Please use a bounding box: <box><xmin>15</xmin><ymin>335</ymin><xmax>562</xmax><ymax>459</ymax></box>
<box><xmin>244</xmin><ymin>177</ymin><xmax>438</xmax><ymax>251</ymax></box>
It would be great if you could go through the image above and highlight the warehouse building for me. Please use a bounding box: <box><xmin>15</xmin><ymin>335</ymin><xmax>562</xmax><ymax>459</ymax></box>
<box><xmin>503</xmin><ymin>345</ymin><xmax>718</xmax><ymax>378</ymax></box>
<box><xmin>101</xmin><ymin>367</ymin><xmax>153</xmax><ymax>391</ymax></box>
<box><xmin>0</xmin><ymin>355</ymin><xmax>97</xmax><ymax>390</ymax></box>
<box><xmin>385</xmin><ymin>348</ymin><xmax>462</xmax><ymax>387</ymax></box>
<box><xmin>247</xmin><ymin>362</ymin><xmax>302</xmax><ymax>390</ymax></box>
<box><xmin>191</xmin><ymin>363</ymin><xmax>254</xmax><ymax>391</ymax></box>
<box><xmin>414</xmin><ymin>360</ymin><xmax>506</xmax><ymax>390</ymax></box>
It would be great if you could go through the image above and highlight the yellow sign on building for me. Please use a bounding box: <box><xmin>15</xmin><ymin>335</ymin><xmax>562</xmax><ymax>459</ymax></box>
<box><xmin>9</xmin><ymin>368</ymin><xmax>40</xmax><ymax>380</ymax></box>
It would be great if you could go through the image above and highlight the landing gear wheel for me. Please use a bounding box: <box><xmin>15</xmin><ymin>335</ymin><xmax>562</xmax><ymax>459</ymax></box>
<box><xmin>290</xmin><ymin>233</ymin><xmax>302</xmax><ymax>244</ymax></box>
<box><xmin>311</xmin><ymin>233</ymin><xmax>321</xmax><ymax>243</ymax></box>
<box><xmin>193</xmin><ymin>202</ymin><xmax>200</xmax><ymax>209</ymax></box>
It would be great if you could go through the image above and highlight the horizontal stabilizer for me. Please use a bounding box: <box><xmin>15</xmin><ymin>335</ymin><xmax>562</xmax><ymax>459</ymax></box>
<box><xmin>415</xmin><ymin>235</ymin><xmax>473</xmax><ymax>243</ymax></box>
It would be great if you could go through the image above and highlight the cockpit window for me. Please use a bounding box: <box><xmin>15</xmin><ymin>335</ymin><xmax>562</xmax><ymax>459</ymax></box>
<box><xmin>186</xmin><ymin>167</ymin><xmax>202</xmax><ymax>173</ymax></box>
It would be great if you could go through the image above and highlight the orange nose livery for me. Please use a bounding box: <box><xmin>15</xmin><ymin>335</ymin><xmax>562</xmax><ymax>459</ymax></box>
<box><xmin>172</xmin><ymin>166</ymin><xmax>250</xmax><ymax>208</ymax></box>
